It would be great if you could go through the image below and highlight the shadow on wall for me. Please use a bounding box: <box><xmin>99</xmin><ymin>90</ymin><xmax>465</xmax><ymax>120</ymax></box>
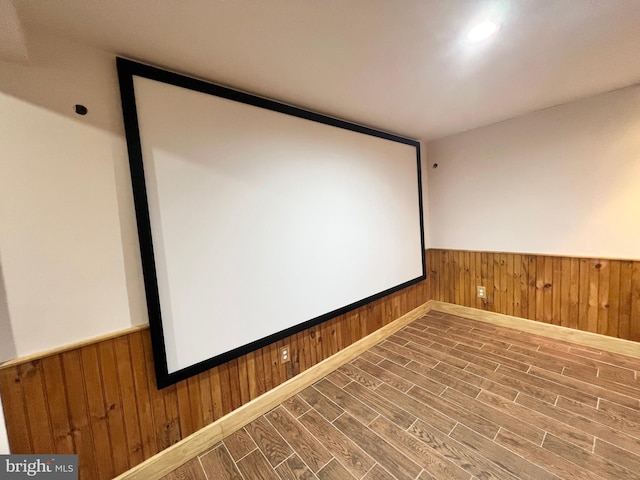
<box><xmin>0</xmin><ymin>28</ymin><xmax>150</xmax><ymax>338</ymax></box>
<box><xmin>0</xmin><ymin>256</ymin><xmax>17</xmax><ymax>363</ymax></box>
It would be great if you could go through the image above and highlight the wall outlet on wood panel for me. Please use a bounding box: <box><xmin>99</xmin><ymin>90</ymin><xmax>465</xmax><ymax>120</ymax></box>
<box><xmin>280</xmin><ymin>346</ymin><xmax>290</xmax><ymax>364</ymax></box>
<box><xmin>477</xmin><ymin>286</ymin><xmax>486</xmax><ymax>298</ymax></box>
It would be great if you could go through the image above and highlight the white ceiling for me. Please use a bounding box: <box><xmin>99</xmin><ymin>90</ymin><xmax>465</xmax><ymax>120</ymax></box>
<box><xmin>8</xmin><ymin>0</ymin><xmax>640</xmax><ymax>140</ymax></box>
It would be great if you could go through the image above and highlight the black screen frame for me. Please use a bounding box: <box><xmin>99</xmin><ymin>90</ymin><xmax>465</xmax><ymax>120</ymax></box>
<box><xmin>116</xmin><ymin>57</ymin><xmax>426</xmax><ymax>389</ymax></box>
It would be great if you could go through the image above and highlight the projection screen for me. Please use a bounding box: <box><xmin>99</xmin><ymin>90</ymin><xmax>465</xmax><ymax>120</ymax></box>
<box><xmin>117</xmin><ymin>58</ymin><xmax>425</xmax><ymax>388</ymax></box>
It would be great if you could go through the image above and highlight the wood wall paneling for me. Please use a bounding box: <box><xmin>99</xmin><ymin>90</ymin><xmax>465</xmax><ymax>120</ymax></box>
<box><xmin>0</xmin><ymin>276</ymin><xmax>429</xmax><ymax>480</ymax></box>
<box><xmin>427</xmin><ymin>249</ymin><xmax>640</xmax><ymax>342</ymax></box>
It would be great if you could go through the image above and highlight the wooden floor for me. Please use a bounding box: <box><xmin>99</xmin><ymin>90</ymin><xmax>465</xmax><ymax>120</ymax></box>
<box><xmin>161</xmin><ymin>310</ymin><xmax>640</xmax><ymax>480</ymax></box>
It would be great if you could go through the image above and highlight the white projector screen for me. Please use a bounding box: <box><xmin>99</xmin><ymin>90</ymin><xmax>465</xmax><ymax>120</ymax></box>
<box><xmin>117</xmin><ymin>58</ymin><xmax>425</xmax><ymax>388</ymax></box>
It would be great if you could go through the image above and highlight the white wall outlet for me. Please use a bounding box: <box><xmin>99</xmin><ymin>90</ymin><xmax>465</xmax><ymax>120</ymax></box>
<box><xmin>477</xmin><ymin>286</ymin><xmax>486</xmax><ymax>298</ymax></box>
<box><xmin>280</xmin><ymin>345</ymin><xmax>290</xmax><ymax>364</ymax></box>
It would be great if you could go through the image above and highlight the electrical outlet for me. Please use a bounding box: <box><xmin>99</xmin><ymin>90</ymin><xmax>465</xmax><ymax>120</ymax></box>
<box><xmin>477</xmin><ymin>286</ymin><xmax>486</xmax><ymax>298</ymax></box>
<box><xmin>280</xmin><ymin>345</ymin><xmax>290</xmax><ymax>364</ymax></box>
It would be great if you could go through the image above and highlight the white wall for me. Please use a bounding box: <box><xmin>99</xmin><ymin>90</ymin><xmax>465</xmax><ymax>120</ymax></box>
<box><xmin>0</xmin><ymin>396</ymin><xmax>8</xmax><ymax>454</ymax></box>
<box><xmin>0</xmin><ymin>29</ymin><xmax>148</xmax><ymax>362</ymax></box>
<box><xmin>426</xmin><ymin>84</ymin><xmax>640</xmax><ymax>260</ymax></box>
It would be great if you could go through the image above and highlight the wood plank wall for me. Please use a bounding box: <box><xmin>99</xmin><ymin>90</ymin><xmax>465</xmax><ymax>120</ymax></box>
<box><xmin>0</xmin><ymin>277</ymin><xmax>429</xmax><ymax>479</ymax></box>
<box><xmin>427</xmin><ymin>249</ymin><xmax>640</xmax><ymax>341</ymax></box>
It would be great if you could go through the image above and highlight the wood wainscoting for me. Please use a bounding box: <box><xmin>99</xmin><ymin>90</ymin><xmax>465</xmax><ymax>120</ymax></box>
<box><xmin>0</xmin><ymin>276</ymin><xmax>429</xmax><ymax>480</ymax></box>
<box><xmin>426</xmin><ymin>249</ymin><xmax>640</xmax><ymax>342</ymax></box>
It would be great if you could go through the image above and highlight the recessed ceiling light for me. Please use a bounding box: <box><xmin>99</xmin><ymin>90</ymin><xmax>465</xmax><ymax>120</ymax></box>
<box><xmin>467</xmin><ymin>21</ymin><xmax>500</xmax><ymax>43</ymax></box>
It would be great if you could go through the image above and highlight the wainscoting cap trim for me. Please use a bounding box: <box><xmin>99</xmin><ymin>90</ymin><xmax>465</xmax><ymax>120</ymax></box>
<box><xmin>112</xmin><ymin>300</ymin><xmax>435</xmax><ymax>480</ymax></box>
<box><xmin>0</xmin><ymin>324</ymin><xmax>150</xmax><ymax>370</ymax></box>
<box><xmin>427</xmin><ymin>248</ymin><xmax>640</xmax><ymax>263</ymax></box>
<box><xmin>432</xmin><ymin>301</ymin><xmax>640</xmax><ymax>359</ymax></box>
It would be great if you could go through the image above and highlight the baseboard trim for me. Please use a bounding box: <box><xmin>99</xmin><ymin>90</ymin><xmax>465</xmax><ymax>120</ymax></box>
<box><xmin>431</xmin><ymin>301</ymin><xmax>640</xmax><ymax>359</ymax></box>
<box><xmin>113</xmin><ymin>300</ymin><xmax>434</xmax><ymax>480</ymax></box>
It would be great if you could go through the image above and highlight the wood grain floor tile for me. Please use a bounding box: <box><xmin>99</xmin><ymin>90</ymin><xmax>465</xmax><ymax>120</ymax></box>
<box><xmin>407</xmin><ymin>419</ymin><xmax>517</xmax><ymax>480</ymax></box>
<box><xmin>404</xmin><ymin>326</ymin><xmax>459</xmax><ymax>348</ymax></box>
<box><xmin>369</xmin><ymin>344</ymin><xmax>412</xmax><ymax>366</ymax></box>
<box><xmin>424</xmin><ymin>321</ymin><xmax>460</xmax><ymax>334</ymax></box>
<box><xmin>530</xmin><ymin>365</ymin><xmax>640</xmax><ymax>409</ymax></box>
<box><xmin>377</xmin><ymin>340</ymin><xmax>439</xmax><ymax>368</ymax></box>
<box><xmin>406</xmin><ymin>317</ymin><xmax>431</xmax><ymax>330</ymax></box>
<box><xmin>275</xmin><ymin>453</ymin><xmax>319</xmax><ymax>480</ymax></box>
<box><xmin>417</xmin><ymin>471</ymin><xmax>438</xmax><ymax>480</ymax></box>
<box><xmin>334</xmin><ymin>413</ymin><xmax>422</xmax><ymax>480</ymax></box>
<box><xmin>236</xmin><ymin>448</ymin><xmax>281</xmax><ymax>480</ymax></box>
<box><xmin>538</xmin><ymin>344</ymin><xmax>636</xmax><ymax>379</ymax></box>
<box><xmin>374</xmin><ymin>383</ymin><xmax>457</xmax><ymax>434</ymax></box>
<box><xmin>266</xmin><ymin>406</ymin><xmax>333</xmax><ymax>472</ymax></box>
<box><xmin>244</xmin><ymin>415</ymin><xmax>292</xmax><ymax>467</ymax></box>
<box><xmin>325</xmin><ymin>369</ymin><xmax>352</xmax><ymax>388</ymax></box>
<box><xmin>362</xmin><ymin>464</ymin><xmax>397</xmax><ymax>480</ymax></box>
<box><xmin>407</xmin><ymin>385</ymin><xmax>500</xmax><ymax>440</ymax></box>
<box><xmin>282</xmin><ymin>395</ymin><xmax>311</xmax><ymax>418</ymax></box>
<box><xmin>222</xmin><ymin>427</ymin><xmax>256</xmax><ymax>461</ymax></box>
<box><xmin>598</xmin><ymin>366</ymin><xmax>640</xmax><ymax>385</ymax></box>
<box><xmin>369</xmin><ymin>416</ymin><xmax>470</xmax><ymax>480</ymax></box>
<box><xmin>160</xmin><ymin>458</ymin><xmax>207</xmax><ymax>480</ymax></box>
<box><xmin>337</xmin><ymin>363</ymin><xmax>383</xmax><ymax>390</ymax></box>
<box><xmin>313</xmin><ymin>379</ymin><xmax>378</xmax><ymax>424</ymax></box>
<box><xmin>454</xmin><ymin>344</ymin><xmax>528</xmax><ymax>372</ymax></box>
<box><xmin>495</xmin><ymin>429</ymin><xmax>602</xmax><ymax>480</ymax></box>
<box><xmin>450</xmin><ymin>424</ymin><xmax>557</xmax><ymax>480</ymax></box>
<box><xmin>448</xmin><ymin>327</ymin><xmax>512</xmax><ymax>350</ymax></box>
<box><xmin>567</xmin><ymin>346</ymin><xmax>640</xmax><ymax>372</ymax></box>
<box><xmin>199</xmin><ymin>445</ymin><xmax>243</xmax><ymax>480</ymax></box>
<box><xmin>481</xmin><ymin>344</ymin><xmax>565</xmax><ymax>374</ymax></box>
<box><xmin>385</xmin><ymin>333</ymin><xmax>411</xmax><ymax>345</ymax></box>
<box><xmin>438</xmin><ymin>314</ymin><xmax>497</xmax><ymax>334</ymax></box>
<box><xmin>483</xmin><ymin>331</ymin><xmax>549</xmax><ymax>352</ymax></box>
<box><xmin>317</xmin><ymin>458</ymin><xmax>357</xmax><ymax>480</ymax></box>
<box><xmin>436</xmin><ymin>330</ymin><xmax>486</xmax><ymax>350</ymax></box>
<box><xmin>517</xmin><ymin>392</ymin><xmax>640</xmax><ymax>457</ymax></box>
<box><xmin>464</xmin><ymin>364</ymin><xmax>558</xmax><ymax>404</ymax></box>
<box><xmin>429</xmin><ymin>314</ymin><xmax>483</xmax><ymax>330</ymax></box>
<box><xmin>429</xmin><ymin>342</ymin><xmax>501</xmax><ymax>371</ymax></box>
<box><xmin>556</xmin><ymin>396</ymin><xmax>640</xmax><ymax>439</ymax></box>
<box><xmin>298</xmin><ymin>408</ymin><xmax>375</xmax><ymax>478</ymax></box>
<box><xmin>378</xmin><ymin>359</ymin><xmax>446</xmax><ymax>395</ymax></box>
<box><xmin>359</xmin><ymin>351</ymin><xmax>385</xmax><ymax>365</ymax></box>
<box><xmin>495</xmin><ymin>365</ymin><xmax>598</xmax><ymax>407</ymax></box>
<box><xmin>598</xmin><ymin>398</ymin><xmax>640</xmax><ymax>424</ymax></box>
<box><xmin>421</xmin><ymin>315</ymin><xmax>470</xmax><ymax>332</ymax></box>
<box><xmin>543</xmin><ymin>433</ymin><xmax>637</xmax><ymax>480</ymax></box>
<box><xmin>594</xmin><ymin>438</ymin><xmax>640</xmax><ymax>473</ymax></box>
<box><xmin>351</xmin><ymin>358</ymin><xmax>414</xmax><ymax>393</ymax></box>
<box><xmin>567</xmin><ymin>367</ymin><xmax>640</xmax><ymax>400</ymax></box>
<box><xmin>476</xmin><ymin>390</ymin><xmax>594</xmax><ymax>451</ymax></box>
<box><xmin>433</xmin><ymin>362</ymin><xmax>518</xmax><ymax>401</ymax></box>
<box><xmin>399</xmin><ymin>337</ymin><xmax>469</xmax><ymax>369</ymax></box>
<box><xmin>405</xmin><ymin>361</ymin><xmax>481</xmax><ymax>398</ymax></box>
<box><xmin>298</xmin><ymin>386</ymin><xmax>343</xmax><ymax>422</ymax></box>
<box><xmin>442</xmin><ymin>388</ymin><xmax>545</xmax><ymax>445</ymax></box>
<box><xmin>344</xmin><ymin>380</ymin><xmax>416</xmax><ymax>429</ymax></box>
<box><xmin>563</xmin><ymin>369</ymin><xmax>640</xmax><ymax>407</ymax></box>
<box><xmin>388</xmin><ymin>332</ymin><xmax>418</xmax><ymax>346</ymax></box>
<box><xmin>420</xmin><ymin>314</ymin><xmax>467</xmax><ymax>330</ymax></box>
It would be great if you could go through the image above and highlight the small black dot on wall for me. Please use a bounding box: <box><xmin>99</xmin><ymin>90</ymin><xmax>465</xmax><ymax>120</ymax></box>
<box><xmin>432</xmin><ymin>163</ymin><xmax>438</xmax><ymax>168</ymax></box>
<box><xmin>74</xmin><ymin>104</ymin><xmax>88</xmax><ymax>115</ymax></box>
